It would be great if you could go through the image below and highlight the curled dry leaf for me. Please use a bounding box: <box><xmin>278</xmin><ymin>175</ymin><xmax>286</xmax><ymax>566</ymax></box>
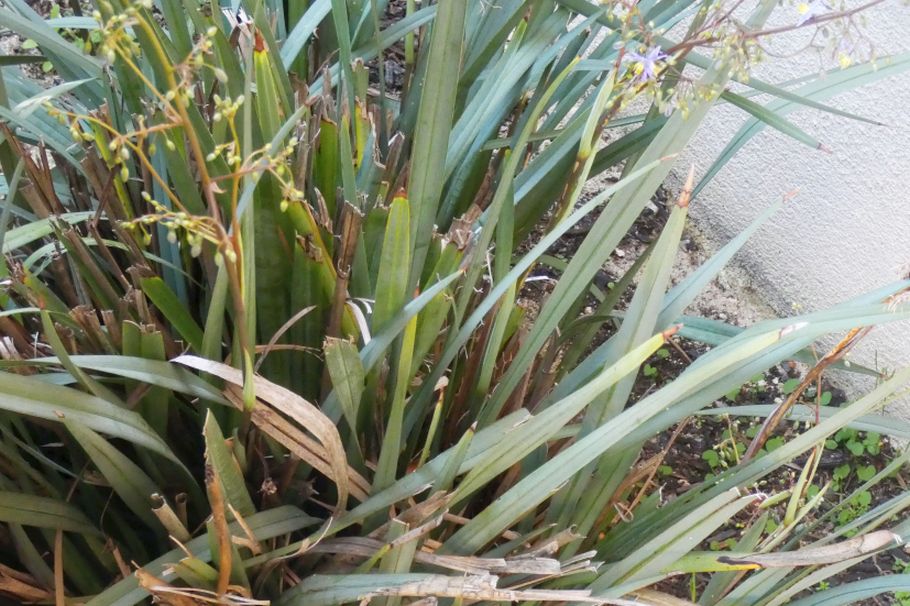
<box><xmin>305</xmin><ymin>536</ymin><xmax>577</xmax><ymax>575</ymax></box>
<box><xmin>366</xmin><ymin>492</ymin><xmax>451</xmax><ymax>542</ymax></box>
<box><xmin>135</xmin><ymin>568</ymin><xmax>198</xmax><ymax>606</ymax></box>
<box><xmin>717</xmin><ymin>530</ymin><xmax>901</xmax><ymax>568</ymax></box>
<box><xmin>299</xmin><ymin>572</ymin><xmax>654</xmax><ymax>604</ymax></box>
<box><xmin>137</xmin><ymin>568</ymin><xmax>269</xmax><ymax>605</ymax></box>
<box><xmin>173</xmin><ymin>355</ymin><xmax>369</xmax><ymax>510</ymax></box>
<box><xmin>518</xmin><ymin>526</ymin><xmax>586</xmax><ymax>558</ymax></box>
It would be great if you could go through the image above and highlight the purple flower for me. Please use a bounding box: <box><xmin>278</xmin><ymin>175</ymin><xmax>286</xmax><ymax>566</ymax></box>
<box><xmin>626</xmin><ymin>46</ymin><xmax>668</xmax><ymax>83</ymax></box>
<box><xmin>796</xmin><ymin>0</ymin><xmax>830</xmax><ymax>26</ymax></box>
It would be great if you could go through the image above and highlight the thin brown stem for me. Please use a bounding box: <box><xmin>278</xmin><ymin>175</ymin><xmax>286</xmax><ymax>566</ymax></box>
<box><xmin>668</xmin><ymin>0</ymin><xmax>888</xmax><ymax>55</ymax></box>
<box><xmin>742</xmin><ymin>326</ymin><xmax>872</xmax><ymax>462</ymax></box>
<box><xmin>205</xmin><ymin>461</ymin><xmax>233</xmax><ymax>597</ymax></box>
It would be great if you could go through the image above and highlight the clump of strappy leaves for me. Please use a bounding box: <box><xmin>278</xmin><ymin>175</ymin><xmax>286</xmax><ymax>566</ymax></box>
<box><xmin>0</xmin><ymin>0</ymin><xmax>908</xmax><ymax>604</ymax></box>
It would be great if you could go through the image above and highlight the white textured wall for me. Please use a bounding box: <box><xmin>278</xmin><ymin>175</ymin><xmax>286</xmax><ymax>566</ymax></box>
<box><xmin>678</xmin><ymin>3</ymin><xmax>910</xmax><ymax>403</ymax></box>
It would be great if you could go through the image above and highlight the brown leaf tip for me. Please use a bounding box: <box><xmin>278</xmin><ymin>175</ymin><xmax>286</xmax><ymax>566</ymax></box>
<box><xmin>662</xmin><ymin>323</ymin><xmax>683</xmax><ymax>339</ymax></box>
<box><xmin>676</xmin><ymin>165</ymin><xmax>696</xmax><ymax>208</ymax></box>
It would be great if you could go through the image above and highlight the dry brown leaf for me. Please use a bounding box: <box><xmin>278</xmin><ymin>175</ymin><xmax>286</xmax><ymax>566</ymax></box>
<box><xmin>135</xmin><ymin>569</ymin><xmax>200</xmax><ymax>606</ymax></box>
<box><xmin>136</xmin><ymin>569</ymin><xmax>269</xmax><ymax>605</ymax></box>
<box><xmin>0</xmin><ymin>563</ymin><xmax>52</xmax><ymax>603</ymax></box>
<box><xmin>377</xmin><ymin>492</ymin><xmax>450</xmax><ymax>534</ymax></box>
<box><xmin>353</xmin><ymin>573</ymin><xmax>646</xmax><ymax>604</ymax></box>
<box><xmin>629</xmin><ymin>588</ymin><xmax>699</xmax><ymax>605</ymax></box>
<box><xmin>173</xmin><ymin>355</ymin><xmax>369</xmax><ymax>509</ymax></box>
<box><xmin>519</xmin><ymin>526</ymin><xmax>585</xmax><ymax>558</ymax></box>
<box><xmin>306</xmin><ymin>536</ymin><xmax>573</xmax><ymax>576</ymax></box>
<box><xmin>718</xmin><ymin>529</ymin><xmax>901</xmax><ymax>568</ymax></box>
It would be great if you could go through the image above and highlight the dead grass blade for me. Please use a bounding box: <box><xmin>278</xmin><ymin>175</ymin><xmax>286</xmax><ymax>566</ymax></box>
<box><xmin>53</xmin><ymin>529</ymin><xmax>64</xmax><ymax>606</ymax></box>
<box><xmin>306</xmin><ymin>536</ymin><xmax>575</xmax><ymax>575</ymax></box>
<box><xmin>743</xmin><ymin>326</ymin><xmax>871</xmax><ymax>460</ymax></box>
<box><xmin>254</xmin><ymin>306</ymin><xmax>317</xmax><ymax>373</ymax></box>
<box><xmin>173</xmin><ymin>355</ymin><xmax>368</xmax><ymax>509</ymax></box>
<box><xmin>629</xmin><ymin>589</ymin><xmax>699</xmax><ymax>605</ymax></box>
<box><xmin>136</xmin><ymin>569</ymin><xmax>269</xmax><ymax>605</ymax></box>
<box><xmin>299</xmin><ymin>572</ymin><xmax>659</xmax><ymax>604</ymax></box>
<box><xmin>204</xmin><ymin>462</ymin><xmax>232</xmax><ymax>597</ymax></box>
<box><xmin>717</xmin><ymin>530</ymin><xmax>900</xmax><ymax>568</ymax></box>
<box><xmin>0</xmin><ymin>563</ymin><xmax>52</xmax><ymax>602</ymax></box>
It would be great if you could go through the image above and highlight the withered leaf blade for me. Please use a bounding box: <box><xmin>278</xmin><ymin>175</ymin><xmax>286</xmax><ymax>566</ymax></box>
<box><xmin>305</xmin><ymin>536</ymin><xmax>573</xmax><ymax>575</ymax></box>
<box><xmin>0</xmin><ymin>563</ymin><xmax>52</xmax><ymax>603</ymax></box>
<box><xmin>717</xmin><ymin>530</ymin><xmax>901</xmax><ymax>568</ymax></box>
<box><xmin>173</xmin><ymin>355</ymin><xmax>368</xmax><ymax>511</ymax></box>
<box><xmin>285</xmin><ymin>572</ymin><xmax>655</xmax><ymax>605</ymax></box>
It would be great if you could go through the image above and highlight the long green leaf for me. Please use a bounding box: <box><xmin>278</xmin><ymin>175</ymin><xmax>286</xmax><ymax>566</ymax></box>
<box><xmin>140</xmin><ymin>277</ymin><xmax>204</xmax><ymax>352</ymax></box>
<box><xmin>0</xmin><ymin>370</ymin><xmax>183</xmax><ymax>465</ymax></box>
<box><xmin>407</xmin><ymin>158</ymin><xmax>666</xmax><ymax>419</ymax></box>
<box><xmin>65</xmin><ymin>419</ymin><xmax>161</xmax><ymax>528</ymax></box>
<box><xmin>372</xmin><ymin>194</ymin><xmax>410</xmax><ymax>333</ymax></box>
<box><xmin>721</xmin><ymin>90</ymin><xmax>823</xmax><ymax>150</ymax></box>
<box><xmin>324</xmin><ymin>337</ymin><xmax>366</xmax><ymax>433</ymax></box>
<box><xmin>696</xmin><ymin>53</ymin><xmax>910</xmax><ymax>197</ymax></box>
<box><xmin>480</xmin><ymin>18</ymin><xmax>769</xmax><ymax>421</ymax></box>
<box><xmin>2</xmin><ymin>212</ymin><xmax>94</xmax><ymax>254</ymax></box>
<box><xmin>445</xmin><ymin>324</ymin><xmax>789</xmax><ymax>553</ymax></box>
<box><xmin>451</xmin><ymin>331</ymin><xmax>671</xmax><ymax>510</ymax></box>
<box><xmin>0</xmin><ymin>491</ymin><xmax>100</xmax><ymax>535</ymax></box>
<box><xmin>595</xmin><ymin>490</ymin><xmax>757</xmax><ymax>590</ymax></box>
<box><xmin>280</xmin><ymin>0</ymin><xmax>331</xmax><ymax>68</ymax></box>
<box><xmin>787</xmin><ymin>575</ymin><xmax>910</xmax><ymax>606</ymax></box>
<box><xmin>11</xmin><ymin>355</ymin><xmax>228</xmax><ymax>405</ymax></box>
<box><xmin>203</xmin><ymin>411</ymin><xmax>256</xmax><ymax>517</ymax></box>
<box><xmin>406</xmin><ymin>0</ymin><xmax>465</xmax><ymax>288</ymax></box>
